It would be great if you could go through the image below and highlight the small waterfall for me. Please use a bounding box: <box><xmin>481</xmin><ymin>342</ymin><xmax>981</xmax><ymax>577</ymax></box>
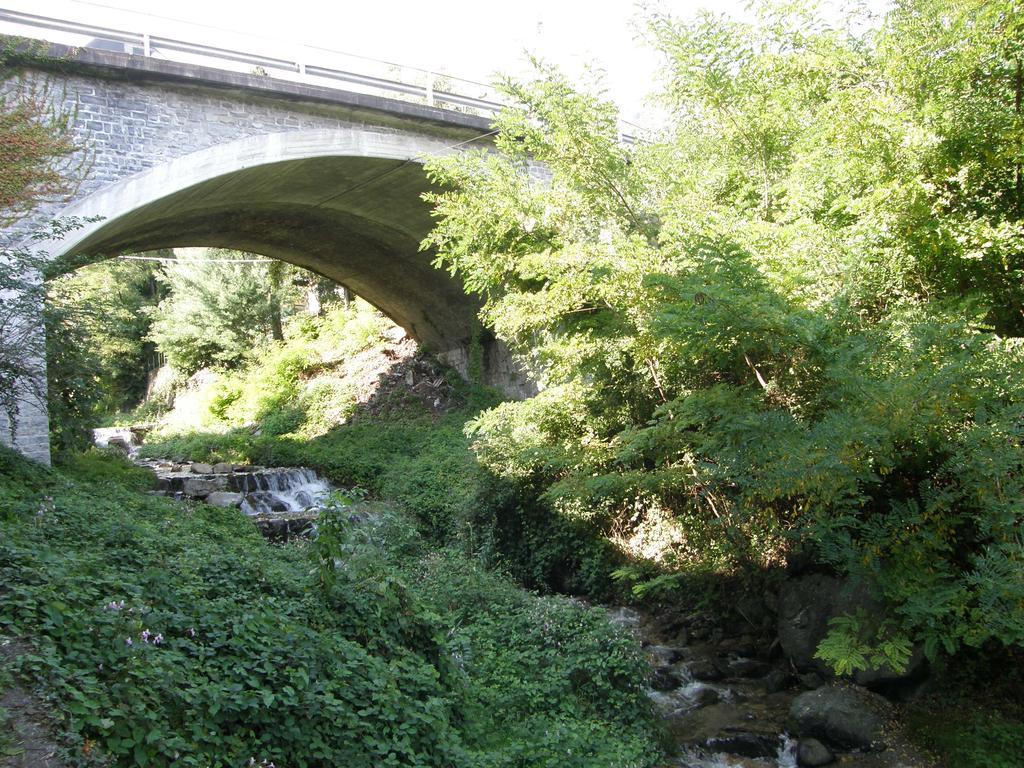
<box><xmin>234</xmin><ymin>468</ymin><xmax>330</xmax><ymax>516</ymax></box>
<box><xmin>93</xmin><ymin>426</ymin><xmax>148</xmax><ymax>457</ymax></box>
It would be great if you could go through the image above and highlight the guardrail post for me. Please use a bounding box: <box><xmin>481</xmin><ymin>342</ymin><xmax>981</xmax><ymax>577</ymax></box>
<box><xmin>426</xmin><ymin>71</ymin><xmax>434</xmax><ymax>106</ymax></box>
<box><xmin>143</xmin><ymin>32</ymin><xmax>150</xmax><ymax>57</ymax></box>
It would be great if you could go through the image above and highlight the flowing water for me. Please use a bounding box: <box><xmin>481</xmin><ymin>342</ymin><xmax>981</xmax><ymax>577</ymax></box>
<box><xmin>609</xmin><ymin>607</ymin><xmax>799</xmax><ymax>768</ymax></box>
<box><xmin>672</xmin><ymin>735</ymin><xmax>797</xmax><ymax>768</ymax></box>
<box><xmin>233</xmin><ymin>468</ymin><xmax>331</xmax><ymax>515</ymax></box>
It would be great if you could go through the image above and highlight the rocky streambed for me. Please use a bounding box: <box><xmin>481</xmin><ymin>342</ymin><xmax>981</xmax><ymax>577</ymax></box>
<box><xmin>138</xmin><ymin>458</ymin><xmax>332</xmax><ymax>541</ymax></box>
<box><xmin>94</xmin><ymin>427</ymin><xmax>333</xmax><ymax>541</ymax></box>
<box><xmin>610</xmin><ymin>605</ymin><xmax>931</xmax><ymax>768</ymax></box>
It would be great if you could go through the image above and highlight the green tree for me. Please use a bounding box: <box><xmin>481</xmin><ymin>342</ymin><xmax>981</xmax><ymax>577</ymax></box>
<box><xmin>423</xmin><ymin>0</ymin><xmax>1024</xmax><ymax>670</ymax></box>
<box><xmin>44</xmin><ymin>256</ymin><xmax>163</xmax><ymax>452</ymax></box>
<box><xmin>147</xmin><ymin>249</ymin><xmax>301</xmax><ymax>375</ymax></box>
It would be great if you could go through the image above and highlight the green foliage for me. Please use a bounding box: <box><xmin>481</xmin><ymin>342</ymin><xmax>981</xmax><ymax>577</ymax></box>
<box><xmin>0</xmin><ymin>60</ymin><xmax>82</xmax><ymax>222</ymax></box>
<box><xmin>208</xmin><ymin>344</ymin><xmax>313</xmax><ymax>433</ymax></box>
<box><xmin>905</xmin><ymin>646</ymin><xmax>1024</xmax><ymax>768</ymax></box>
<box><xmin>314</xmin><ymin>300</ymin><xmax>392</xmax><ymax>361</ymax></box>
<box><xmin>147</xmin><ymin>251</ymin><xmax>302</xmax><ymax>376</ymax></box>
<box><xmin>0</xmin><ymin>446</ymin><xmax>661</xmax><ymax>766</ymax></box>
<box><xmin>910</xmin><ymin>713</ymin><xmax>1024</xmax><ymax>768</ymax></box>
<box><xmin>45</xmin><ymin>258</ymin><xmax>163</xmax><ymax>453</ymax></box>
<box><xmin>814</xmin><ymin>613</ymin><xmax>913</xmax><ymax>677</ymax></box>
<box><xmin>420</xmin><ymin>0</ymin><xmax>1024</xmax><ymax>669</ymax></box>
<box><xmin>132</xmin><ymin>288</ymin><xmax>619</xmax><ymax>610</ymax></box>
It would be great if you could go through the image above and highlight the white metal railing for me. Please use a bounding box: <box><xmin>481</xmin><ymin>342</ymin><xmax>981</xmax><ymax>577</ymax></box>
<box><xmin>0</xmin><ymin>7</ymin><xmax>639</xmax><ymax>142</ymax></box>
<box><xmin>0</xmin><ymin>7</ymin><xmax>505</xmax><ymax>116</ymax></box>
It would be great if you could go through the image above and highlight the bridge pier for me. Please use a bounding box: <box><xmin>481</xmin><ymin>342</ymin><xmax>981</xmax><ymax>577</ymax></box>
<box><xmin>0</xmin><ymin>313</ymin><xmax>51</xmax><ymax>466</ymax></box>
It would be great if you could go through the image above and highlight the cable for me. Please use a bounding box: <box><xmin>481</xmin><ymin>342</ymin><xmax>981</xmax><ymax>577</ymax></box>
<box><xmin>118</xmin><ymin>254</ymin><xmax>274</xmax><ymax>264</ymax></box>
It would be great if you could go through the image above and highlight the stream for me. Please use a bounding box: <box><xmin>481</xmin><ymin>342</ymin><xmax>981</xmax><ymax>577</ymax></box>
<box><xmin>608</xmin><ymin>607</ymin><xmax>801</xmax><ymax>768</ymax></box>
<box><xmin>93</xmin><ymin>426</ymin><xmax>333</xmax><ymax>540</ymax></box>
<box><xmin>93</xmin><ymin>426</ymin><xmax>922</xmax><ymax>768</ymax></box>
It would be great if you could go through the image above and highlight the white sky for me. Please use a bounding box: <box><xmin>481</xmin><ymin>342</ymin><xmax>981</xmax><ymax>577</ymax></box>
<box><xmin>13</xmin><ymin>0</ymin><xmax>893</xmax><ymax>126</ymax></box>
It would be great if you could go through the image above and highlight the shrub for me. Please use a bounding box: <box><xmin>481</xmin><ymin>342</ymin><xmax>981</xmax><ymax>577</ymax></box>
<box><xmin>0</xmin><ymin>447</ymin><xmax>662</xmax><ymax>767</ymax></box>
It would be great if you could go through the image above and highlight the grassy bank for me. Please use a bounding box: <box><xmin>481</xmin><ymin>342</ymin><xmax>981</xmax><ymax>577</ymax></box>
<box><xmin>0</xmin><ymin>447</ymin><xmax>662</xmax><ymax>767</ymax></box>
<box><xmin>133</xmin><ymin>304</ymin><xmax>627</xmax><ymax>599</ymax></box>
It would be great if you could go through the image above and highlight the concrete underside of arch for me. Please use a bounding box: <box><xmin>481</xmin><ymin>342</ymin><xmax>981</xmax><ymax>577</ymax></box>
<box><xmin>69</xmin><ymin>155</ymin><xmax>471</xmax><ymax>354</ymax></box>
<box><xmin>49</xmin><ymin>129</ymin><xmax>481</xmax><ymax>356</ymax></box>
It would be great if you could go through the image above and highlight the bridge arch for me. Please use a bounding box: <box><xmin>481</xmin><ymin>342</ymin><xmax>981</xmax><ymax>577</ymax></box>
<box><xmin>4</xmin><ymin>127</ymin><xmax>530</xmax><ymax>464</ymax></box>
<box><xmin>39</xmin><ymin>128</ymin><xmax>479</xmax><ymax>354</ymax></box>
<box><xmin>0</xmin><ymin>46</ymin><xmax>538</xmax><ymax>464</ymax></box>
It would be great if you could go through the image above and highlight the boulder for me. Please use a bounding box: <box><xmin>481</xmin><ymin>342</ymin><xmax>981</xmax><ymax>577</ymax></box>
<box><xmin>191</xmin><ymin>463</ymin><xmax>214</xmax><ymax>474</ymax></box>
<box><xmin>212</xmin><ymin>462</ymin><xmax>235</xmax><ymax>474</ymax></box>
<box><xmin>721</xmin><ymin>655</ymin><xmax>771</xmax><ymax>678</ymax></box>
<box><xmin>205</xmin><ymin>492</ymin><xmax>243</xmax><ymax>508</ymax></box>
<box><xmin>106</xmin><ymin>435</ymin><xmax>132</xmax><ymax>455</ymax></box>
<box><xmin>788</xmin><ymin>684</ymin><xmax>891</xmax><ymax>751</ymax></box>
<box><xmin>691</xmin><ymin>686</ymin><xmax>720</xmax><ymax>707</ymax></box>
<box><xmin>254</xmin><ymin>513</ymin><xmax>316</xmax><ymax>542</ymax></box>
<box><xmin>645</xmin><ymin>644</ymin><xmax>683</xmax><ymax>667</ymax></box>
<box><xmin>777</xmin><ymin>573</ymin><xmax>925</xmax><ymax>689</ymax></box>
<box><xmin>799</xmin><ymin>672</ymin><xmax>825</xmax><ymax>690</ymax></box>
<box><xmin>179</xmin><ymin>476</ymin><xmax>228</xmax><ymax>498</ymax></box>
<box><xmin>666</xmin><ymin>701</ymin><xmax>788</xmax><ymax>751</ymax></box>
<box><xmin>762</xmin><ymin>668</ymin><xmax>791</xmax><ymax>693</ymax></box>
<box><xmin>797</xmin><ymin>737</ymin><xmax>835</xmax><ymax>766</ymax></box>
<box><xmin>706</xmin><ymin>733</ymin><xmax>781</xmax><ymax>759</ymax></box>
<box><xmin>687</xmin><ymin>659</ymin><xmax>724</xmax><ymax>682</ymax></box>
<box><xmin>650</xmin><ymin>666</ymin><xmax>682</xmax><ymax>692</ymax></box>
<box><xmin>156</xmin><ymin>474</ymin><xmax>228</xmax><ymax>498</ymax></box>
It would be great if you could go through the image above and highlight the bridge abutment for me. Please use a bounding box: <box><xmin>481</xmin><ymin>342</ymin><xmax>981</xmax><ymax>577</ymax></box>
<box><xmin>0</xmin><ymin>315</ymin><xmax>51</xmax><ymax>465</ymax></box>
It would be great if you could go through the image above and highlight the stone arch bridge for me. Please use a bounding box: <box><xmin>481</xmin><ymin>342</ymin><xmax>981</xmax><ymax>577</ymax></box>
<box><xmin>2</xmin><ymin>39</ymin><xmax>527</xmax><ymax>464</ymax></box>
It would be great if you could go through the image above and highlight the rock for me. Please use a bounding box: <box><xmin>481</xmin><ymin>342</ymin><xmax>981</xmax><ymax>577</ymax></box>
<box><xmin>762</xmin><ymin>668</ymin><xmax>790</xmax><ymax>693</ymax></box>
<box><xmin>254</xmin><ymin>513</ymin><xmax>316</xmax><ymax>542</ymax></box>
<box><xmin>777</xmin><ymin>573</ymin><xmax>926</xmax><ymax>690</ymax></box>
<box><xmin>723</xmin><ymin>656</ymin><xmax>771</xmax><ymax>678</ymax></box>
<box><xmin>242</xmin><ymin>492</ymin><xmax>290</xmax><ymax>513</ymax></box>
<box><xmin>692</xmin><ymin>686</ymin><xmax>721</xmax><ymax>707</ymax></box>
<box><xmin>799</xmin><ymin>672</ymin><xmax>825</xmax><ymax>690</ymax></box>
<box><xmin>204</xmin><ymin>491</ymin><xmax>243</xmax><ymax>508</ymax></box>
<box><xmin>788</xmin><ymin>684</ymin><xmax>892</xmax><ymax>751</ymax></box>
<box><xmin>157</xmin><ymin>474</ymin><xmax>228</xmax><ymax>498</ymax></box>
<box><xmin>191</xmin><ymin>462</ymin><xmax>214</xmax><ymax>474</ymax></box>
<box><xmin>106</xmin><ymin>435</ymin><xmax>132</xmax><ymax>454</ymax></box>
<box><xmin>666</xmin><ymin>701</ymin><xmax>788</xmax><ymax>751</ymax></box>
<box><xmin>706</xmin><ymin>733</ymin><xmax>781</xmax><ymax>759</ymax></box>
<box><xmin>688</xmin><ymin>659</ymin><xmax>725</xmax><ymax>682</ymax></box>
<box><xmin>645</xmin><ymin>644</ymin><xmax>683</xmax><ymax>667</ymax></box>
<box><xmin>797</xmin><ymin>737</ymin><xmax>835</xmax><ymax>766</ymax></box>
<box><xmin>651</xmin><ymin>666</ymin><xmax>682</xmax><ymax>691</ymax></box>
<box><xmin>212</xmin><ymin>462</ymin><xmax>234</xmax><ymax>474</ymax></box>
